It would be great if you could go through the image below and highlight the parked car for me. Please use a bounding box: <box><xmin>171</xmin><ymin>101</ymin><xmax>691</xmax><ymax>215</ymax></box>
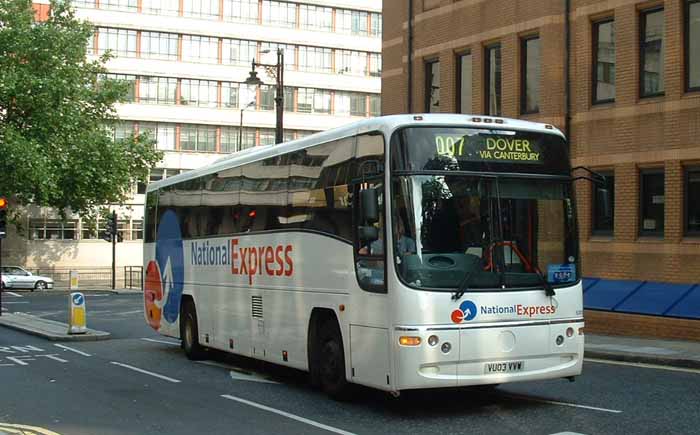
<box><xmin>0</xmin><ymin>266</ymin><xmax>54</xmax><ymax>291</ymax></box>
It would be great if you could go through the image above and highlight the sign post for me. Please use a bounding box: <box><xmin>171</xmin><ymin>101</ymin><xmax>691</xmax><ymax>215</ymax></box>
<box><xmin>68</xmin><ymin>292</ymin><xmax>87</xmax><ymax>334</ymax></box>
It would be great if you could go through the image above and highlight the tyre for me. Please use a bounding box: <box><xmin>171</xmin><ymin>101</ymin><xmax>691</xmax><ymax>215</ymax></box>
<box><xmin>180</xmin><ymin>300</ymin><xmax>206</xmax><ymax>360</ymax></box>
<box><xmin>317</xmin><ymin>319</ymin><xmax>351</xmax><ymax>400</ymax></box>
<box><xmin>34</xmin><ymin>281</ymin><xmax>47</xmax><ymax>291</ymax></box>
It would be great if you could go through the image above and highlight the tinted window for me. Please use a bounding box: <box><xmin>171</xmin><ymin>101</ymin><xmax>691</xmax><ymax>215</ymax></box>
<box><xmin>640</xmin><ymin>171</ymin><xmax>664</xmax><ymax>236</ymax></box>
<box><xmin>641</xmin><ymin>8</ymin><xmax>665</xmax><ymax>97</ymax></box>
<box><xmin>594</xmin><ymin>19</ymin><xmax>616</xmax><ymax>103</ymax></box>
<box><xmin>592</xmin><ymin>172</ymin><xmax>614</xmax><ymax>234</ymax></box>
<box><xmin>485</xmin><ymin>44</ymin><xmax>502</xmax><ymax>116</ymax></box>
<box><xmin>145</xmin><ymin>191</ymin><xmax>158</xmax><ymax>242</ymax></box>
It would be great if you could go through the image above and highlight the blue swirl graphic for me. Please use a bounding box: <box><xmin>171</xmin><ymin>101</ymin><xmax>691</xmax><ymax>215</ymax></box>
<box><xmin>459</xmin><ymin>300</ymin><xmax>478</xmax><ymax>321</ymax></box>
<box><xmin>155</xmin><ymin>210</ymin><xmax>184</xmax><ymax>324</ymax></box>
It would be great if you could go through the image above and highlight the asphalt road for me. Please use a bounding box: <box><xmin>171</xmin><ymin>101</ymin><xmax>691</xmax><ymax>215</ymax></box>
<box><xmin>1</xmin><ymin>292</ymin><xmax>699</xmax><ymax>435</ymax></box>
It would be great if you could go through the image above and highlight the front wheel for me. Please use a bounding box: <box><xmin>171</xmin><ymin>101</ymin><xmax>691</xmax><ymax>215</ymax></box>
<box><xmin>180</xmin><ymin>300</ymin><xmax>206</xmax><ymax>360</ymax></box>
<box><xmin>318</xmin><ymin>320</ymin><xmax>351</xmax><ymax>400</ymax></box>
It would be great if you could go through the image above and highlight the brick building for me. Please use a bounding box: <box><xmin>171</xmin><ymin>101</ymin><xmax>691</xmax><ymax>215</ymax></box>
<box><xmin>382</xmin><ymin>0</ymin><xmax>700</xmax><ymax>340</ymax></box>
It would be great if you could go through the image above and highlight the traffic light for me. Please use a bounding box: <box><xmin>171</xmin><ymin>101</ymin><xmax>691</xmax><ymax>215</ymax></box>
<box><xmin>0</xmin><ymin>197</ymin><xmax>7</xmax><ymax>239</ymax></box>
<box><xmin>106</xmin><ymin>212</ymin><xmax>117</xmax><ymax>236</ymax></box>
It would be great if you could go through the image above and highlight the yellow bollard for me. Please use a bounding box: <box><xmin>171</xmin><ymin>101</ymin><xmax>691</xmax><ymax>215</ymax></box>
<box><xmin>68</xmin><ymin>292</ymin><xmax>87</xmax><ymax>334</ymax></box>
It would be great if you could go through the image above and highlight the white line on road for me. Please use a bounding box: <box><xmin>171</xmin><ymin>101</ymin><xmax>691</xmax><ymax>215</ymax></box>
<box><xmin>54</xmin><ymin>344</ymin><xmax>92</xmax><ymax>357</ymax></box>
<box><xmin>2</xmin><ymin>301</ymin><xmax>29</xmax><ymax>304</ymax></box>
<box><xmin>115</xmin><ymin>310</ymin><xmax>144</xmax><ymax>316</ymax></box>
<box><xmin>5</xmin><ymin>292</ymin><xmax>23</xmax><ymax>297</ymax></box>
<box><xmin>221</xmin><ymin>394</ymin><xmax>356</xmax><ymax>435</ymax></box>
<box><xmin>504</xmin><ymin>393</ymin><xmax>622</xmax><ymax>414</ymax></box>
<box><xmin>585</xmin><ymin>357</ymin><xmax>700</xmax><ymax>374</ymax></box>
<box><xmin>110</xmin><ymin>361</ymin><xmax>181</xmax><ymax>383</ymax></box>
<box><xmin>141</xmin><ymin>337</ymin><xmax>180</xmax><ymax>346</ymax></box>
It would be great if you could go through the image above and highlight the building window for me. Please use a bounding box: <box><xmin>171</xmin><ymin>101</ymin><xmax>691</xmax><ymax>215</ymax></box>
<box><xmin>350</xmin><ymin>93</ymin><xmax>366</xmax><ymax>116</ymax></box>
<box><xmin>299</xmin><ymin>46</ymin><xmax>332</xmax><ymax>73</ymax></box>
<box><xmin>182</xmin><ymin>35</ymin><xmax>219</xmax><ymax>64</ymax></box>
<box><xmin>260</xmin><ymin>85</ymin><xmax>275</xmax><ymax>111</ymax></box>
<box><xmin>369</xmin><ymin>94</ymin><xmax>381</xmax><ymax>116</ymax></box>
<box><xmin>223</xmin><ymin>0</ymin><xmax>259</xmax><ymax>23</ymax></box>
<box><xmin>284</xmin><ymin>87</ymin><xmax>294</xmax><ymax>112</ymax></box>
<box><xmin>368</xmin><ymin>53</ymin><xmax>382</xmax><ymax>77</ymax></box>
<box><xmin>100</xmin><ymin>0</ymin><xmax>137</xmax><ymax>12</ymax></box>
<box><xmin>297</xmin><ymin>88</ymin><xmax>313</xmax><ymax>113</ymax></box>
<box><xmin>73</xmin><ymin>0</ymin><xmax>97</xmax><ymax>8</ymax></box>
<box><xmin>300</xmin><ymin>4</ymin><xmax>332</xmax><ymax>32</ymax></box>
<box><xmin>260</xmin><ymin>42</ymin><xmax>296</xmax><ymax>69</ymax></box>
<box><xmin>132</xmin><ymin>220</ymin><xmax>144</xmax><ymax>240</ymax></box>
<box><xmin>485</xmin><ymin>44</ymin><xmax>501</xmax><ymax>116</ymax></box>
<box><xmin>592</xmin><ymin>172</ymin><xmax>615</xmax><ymax>234</ymax></box>
<box><xmin>180</xmin><ymin>79</ymin><xmax>218</xmax><ymax>107</ymax></box>
<box><xmin>220</xmin><ymin>127</ymin><xmax>240</xmax><ymax>153</ymax></box>
<box><xmin>425</xmin><ymin>60</ymin><xmax>440</xmax><ymax>113</ymax></box>
<box><xmin>370</xmin><ymin>13</ymin><xmax>382</xmax><ymax>38</ymax></box>
<box><xmin>141</xmin><ymin>31</ymin><xmax>179</xmax><ymax>60</ymax></box>
<box><xmin>180</xmin><ymin>125</ymin><xmax>217</xmax><ymax>152</ymax></box>
<box><xmin>259</xmin><ymin>129</ymin><xmax>276</xmax><ymax>145</ymax></box>
<box><xmin>139</xmin><ymin>76</ymin><xmax>177</xmax><ymax>105</ymax></box>
<box><xmin>687</xmin><ymin>0</ymin><xmax>700</xmax><ymax>91</ymax></box>
<box><xmin>640</xmin><ymin>170</ymin><xmax>665</xmax><ymax>236</ymax></box>
<box><xmin>31</xmin><ymin>219</ymin><xmax>78</xmax><ymax>240</ymax></box>
<box><xmin>336</xmin><ymin>9</ymin><xmax>368</xmax><ymax>35</ymax></box>
<box><xmin>593</xmin><ymin>19</ymin><xmax>615</xmax><ymax>104</ymax></box>
<box><xmin>262</xmin><ymin>1</ymin><xmax>297</xmax><ymax>28</ymax></box>
<box><xmin>139</xmin><ymin>122</ymin><xmax>176</xmax><ymax>150</ymax></box>
<box><xmin>183</xmin><ymin>0</ymin><xmax>219</xmax><ymax>19</ymax></box>
<box><xmin>313</xmin><ymin>89</ymin><xmax>331</xmax><ymax>114</ymax></box>
<box><xmin>100</xmin><ymin>73</ymin><xmax>136</xmax><ymax>102</ymax></box>
<box><xmin>335</xmin><ymin>50</ymin><xmax>367</xmax><ymax>76</ymax></box>
<box><xmin>142</xmin><ymin>0</ymin><xmax>179</xmax><ymax>16</ymax></box>
<box><xmin>222</xmin><ymin>82</ymin><xmax>239</xmax><ymax>108</ymax></box>
<box><xmin>641</xmin><ymin>8</ymin><xmax>665</xmax><ymax>97</ymax></box>
<box><xmin>521</xmin><ymin>36</ymin><xmax>541</xmax><ymax>114</ymax></box>
<box><xmin>222</xmin><ymin>39</ymin><xmax>257</xmax><ymax>66</ymax></box>
<box><xmin>97</xmin><ymin>28</ymin><xmax>137</xmax><ymax>58</ymax></box>
<box><xmin>686</xmin><ymin>168</ymin><xmax>700</xmax><ymax>234</ymax></box>
<box><xmin>108</xmin><ymin>122</ymin><xmax>135</xmax><ymax>142</ymax></box>
<box><xmin>457</xmin><ymin>52</ymin><xmax>472</xmax><ymax>114</ymax></box>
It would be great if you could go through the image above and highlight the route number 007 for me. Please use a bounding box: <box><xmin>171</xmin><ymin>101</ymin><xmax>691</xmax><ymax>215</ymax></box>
<box><xmin>435</xmin><ymin>136</ymin><xmax>465</xmax><ymax>157</ymax></box>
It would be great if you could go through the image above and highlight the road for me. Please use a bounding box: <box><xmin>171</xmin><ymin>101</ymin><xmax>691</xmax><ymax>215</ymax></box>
<box><xmin>1</xmin><ymin>292</ymin><xmax>699</xmax><ymax>435</ymax></box>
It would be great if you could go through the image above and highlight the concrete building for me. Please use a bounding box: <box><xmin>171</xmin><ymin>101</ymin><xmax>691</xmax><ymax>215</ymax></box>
<box><xmin>382</xmin><ymin>0</ymin><xmax>700</xmax><ymax>340</ymax></box>
<box><xmin>5</xmin><ymin>0</ymin><xmax>381</xmax><ymax>272</ymax></box>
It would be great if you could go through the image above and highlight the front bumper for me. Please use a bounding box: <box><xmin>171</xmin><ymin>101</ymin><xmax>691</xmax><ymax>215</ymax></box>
<box><xmin>393</xmin><ymin>318</ymin><xmax>584</xmax><ymax>390</ymax></box>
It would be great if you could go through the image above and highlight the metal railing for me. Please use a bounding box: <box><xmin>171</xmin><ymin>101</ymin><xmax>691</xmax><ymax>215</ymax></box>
<box><xmin>25</xmin><ymin>266</ymin><xmax>143</xmax><ymax>290</ymax></box>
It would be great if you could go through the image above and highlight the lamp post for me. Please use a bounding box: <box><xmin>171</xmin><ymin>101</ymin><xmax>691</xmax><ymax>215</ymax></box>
<box><xmin>244</xmin><ymin>48</ymin><xmax>284</xmax><ymax>144</ymax></box>
<box><xmin>239</xmin><ymin>100</ymin><xmax>255</xmax><ymax>150</ymax></box>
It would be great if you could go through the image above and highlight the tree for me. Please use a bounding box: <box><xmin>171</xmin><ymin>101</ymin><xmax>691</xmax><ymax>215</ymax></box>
<box><xmin>0</xmin><ymin>0</ymin><xmax>161</xmax><ymax>219</ymax></box>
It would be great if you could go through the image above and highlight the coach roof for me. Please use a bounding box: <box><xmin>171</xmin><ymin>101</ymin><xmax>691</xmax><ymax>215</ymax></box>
<box><xmin>146</xmin><ymin>114</ymin><xmax>564</xmax><ymax>192</ymax></box>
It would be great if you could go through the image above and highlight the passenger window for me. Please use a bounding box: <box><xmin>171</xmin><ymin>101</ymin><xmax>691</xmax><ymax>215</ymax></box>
<box><xmin>355</xmin><ymin>181</ymin><xmax>386</xmax><ymax>292</ymax></box>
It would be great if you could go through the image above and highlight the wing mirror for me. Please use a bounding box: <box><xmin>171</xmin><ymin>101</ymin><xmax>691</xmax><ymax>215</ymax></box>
<box><xmin>360</xmin><ymin>188</ymin><xmax>378</xmax><ymax>224</ymax></box>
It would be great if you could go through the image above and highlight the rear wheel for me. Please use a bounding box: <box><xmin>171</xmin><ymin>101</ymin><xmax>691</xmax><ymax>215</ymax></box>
<box><xmin>34</xmin><ymin>281</ymin><xmax>47</xmax><ymax>291</ymax></box>
<box><xmin>180</xmin><ymin>300</ymin><xmax>206</xmax><ymax>360</ymax></box>
<box><xmin>317</xmin><ymin>319</ymin><xmax>351</xmax><ymax>400</ymax></box>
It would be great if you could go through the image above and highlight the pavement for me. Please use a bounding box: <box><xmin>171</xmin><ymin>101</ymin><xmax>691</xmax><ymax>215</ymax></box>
<box><xmin>0</xmin><ymin>312</ymin><xmax>111</xmax><ymax>341</ymax></box>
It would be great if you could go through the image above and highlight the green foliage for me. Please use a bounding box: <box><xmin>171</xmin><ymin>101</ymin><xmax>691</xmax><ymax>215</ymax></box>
<box><xmin>0</xmin><ymin>0</ymin><xmax>161</xmax><ymax>218</ymax></box>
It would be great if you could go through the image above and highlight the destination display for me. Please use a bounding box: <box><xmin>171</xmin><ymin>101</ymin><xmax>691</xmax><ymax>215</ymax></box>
<box><xmin>393</xmin><ymin>127</ymin><xmax>570</xmax><ymax>175</ymax></box>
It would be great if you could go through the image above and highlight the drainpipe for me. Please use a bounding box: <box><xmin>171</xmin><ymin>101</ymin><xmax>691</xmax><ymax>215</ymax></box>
<box><xmin>564</xmin><ymin>0</ymin><xmax>571</xmax><ymax>141</ymax></box>
<box><xmin>407</xmin><ymin>0</ymin><xmax>413</xmax><ymax>113</ymax></box>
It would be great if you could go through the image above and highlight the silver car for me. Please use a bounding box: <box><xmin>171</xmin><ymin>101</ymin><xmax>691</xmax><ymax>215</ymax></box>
<box><xmin>1</xmin><ymin>266</ymin><xmax>54</xmax><ymax>291</ymax></box>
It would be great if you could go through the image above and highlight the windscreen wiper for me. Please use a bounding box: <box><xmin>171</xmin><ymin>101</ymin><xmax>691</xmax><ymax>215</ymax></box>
<box><xmin>533</xmin><ymin>268</ymin><xmax>555</xmax><ymax>297</ymax></box>
<box><xmin>452</xmin><ymin>256</ymin><xmax>480</xmax><ymax>301</ymax></box>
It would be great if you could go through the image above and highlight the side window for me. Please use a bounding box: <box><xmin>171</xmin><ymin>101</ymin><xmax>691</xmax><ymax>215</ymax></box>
<box><xmin>355</xmin><ymin>181</ymin><xmax>386</xmax><ymax>292</ymax></box>
<box><xmin>145</xmin><ymin>191</ymin><xmax>158</xmax><ymax>242</ymax></box>
<box><xmin>240</xmin><ymin>156</ymin><xmax>288</xmax><ymax>232</ymax></box>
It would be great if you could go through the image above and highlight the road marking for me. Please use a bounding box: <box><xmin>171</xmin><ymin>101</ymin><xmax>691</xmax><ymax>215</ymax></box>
<box><xmin>2</xmin><ymin>301</ymin><xmax>29</xmax><ymax>304</ymax></box>
<box><xmin>221</xmin><ymin>394</ymin><xmax>355</xmax><ymax>435</ymax></box>
<box><xmin>115</xmin><ymin>310</ymin><xmax>144</xmax><ymax>316</ymax></box>
<box><xmin>87</xmin><ymin>294</ymin><xmax>111</xmax><ymax>297</ymax></box>
<box><xmin>141</xmin><ymin>337</ymin><xmax>180</xmax><ymax>346</ymax></box>
<box><xmin>197</xmin><ymin>360</ymin><xmax>279</xmax><ymax>384</ymax></box>
<box><xmin>549</xmin><ymin>432</ymin><xmax>587</xmax><ymax>435</ymax></box>
<box><xmin>504</xmin><ymin>393</ymin><xmax>622</xmax><ymax>414</ymax></box>
<box><xmin>585</xmin><ymin>357</ymin><xmax>700</xmax><ymax>374</ymax></box>
<box><xmin>4</xmin><ymin>292</ymin><xmax>23</xmax><ymax>297</ymax></box>
<box><xmin>110</xmin><ymin>361</ymin><xmax>181</xmax><ymax>383</ymax></box>
<box><xmin>42</xmin><ymin>354</ymin><xmax>68</xmax><ymax>363</ymax></box>
<box><xmin>54</xmin><ymin>344</ymin><xmax>92</xmax><ymax>357</ymax></box>
<box><xmin>0</xmin><ymin>423</ymin><xmax>62</xmax><ymax>435</ymax></box>
<box><xmin>6</xmin><ymin>356</ymin><xmax>31</xmax><ymax>366</ymax></box>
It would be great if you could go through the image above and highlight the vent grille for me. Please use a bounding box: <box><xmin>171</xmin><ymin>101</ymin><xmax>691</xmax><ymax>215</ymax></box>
<box><xmin>251</xmin><ymin>296</ymin><xmax>263</xmax><ymax>319</ymax></box>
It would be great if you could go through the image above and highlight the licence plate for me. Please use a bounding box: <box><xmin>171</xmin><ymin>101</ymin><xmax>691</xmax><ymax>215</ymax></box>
<box><xmin>484</xmin><ymin>360</ymin><xmax>525</xmax><ymax>374</ymax></box>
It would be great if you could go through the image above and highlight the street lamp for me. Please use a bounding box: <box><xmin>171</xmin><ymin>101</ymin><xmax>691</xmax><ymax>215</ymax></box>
<box><xmin>239</xmin><ymin>100</ymin><xmax>255</xmax><ymax>151</ymax></box>
<box><xmin>244</xmin><ymin>48</ymin><xmax>284</xmax><ymax>144</ymax></box>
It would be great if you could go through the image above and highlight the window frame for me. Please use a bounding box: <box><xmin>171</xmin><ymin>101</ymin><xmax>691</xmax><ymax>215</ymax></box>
<box><xmin>686</xmin><ymin>0</ymin><xmax>700</xmax><ymax>92</ymax></box>
<box><xmin>456</xmin><ymin>50</ymin><xmax>472</xmax><ymax>114</ymax></box>
<box><xmin>639</xmin><ymin>7</ymin><xmax>665</xmax><ymax>98</ymax></box>
<box><xmin>591</xmin><ymin>170</ymin><xmax>615</xmax><ymax>236</ymax></box>
<box><xmin>520</xmin><ymin>35</ymin><xmax>541</xmax><ymax>115</ymax></box>
<box><xmin>592</xmin><ymin>18</ymin><xmax>616</xmax><ymax>105</ymax></box>
<box><xmin>484</xmin><ymin>43</ymin><xmax>502</xmax><ymax>116</ymax></box>
<box><xmin>639</xmin><ymin>168</ymin><xmax>665</xmax><ymax>237</ymax></box>
<box><xmin>424</xmin><ymin>59</ymin><xmax>440</xmax><ymax>113</ymax></box>
<box><xmin>684</xmin><ymin>166</ymin><xmax>700</xmax><ymax>236</ymax></box>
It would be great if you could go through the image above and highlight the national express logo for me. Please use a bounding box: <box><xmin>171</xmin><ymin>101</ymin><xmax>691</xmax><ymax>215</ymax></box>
<box><xmin>145</xmin><ymin>210</ymin><xmax>184</xmax><ymax>331</ymax></box>
<box><xmin>144</xmin><ymin>210</ymin><xmax>295</xmax><ymax>330</ymax></box>
<box><xmin>450</xmin><ymin>300</ymin><xmax>558</xmax><ymax>324</ymax></box>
